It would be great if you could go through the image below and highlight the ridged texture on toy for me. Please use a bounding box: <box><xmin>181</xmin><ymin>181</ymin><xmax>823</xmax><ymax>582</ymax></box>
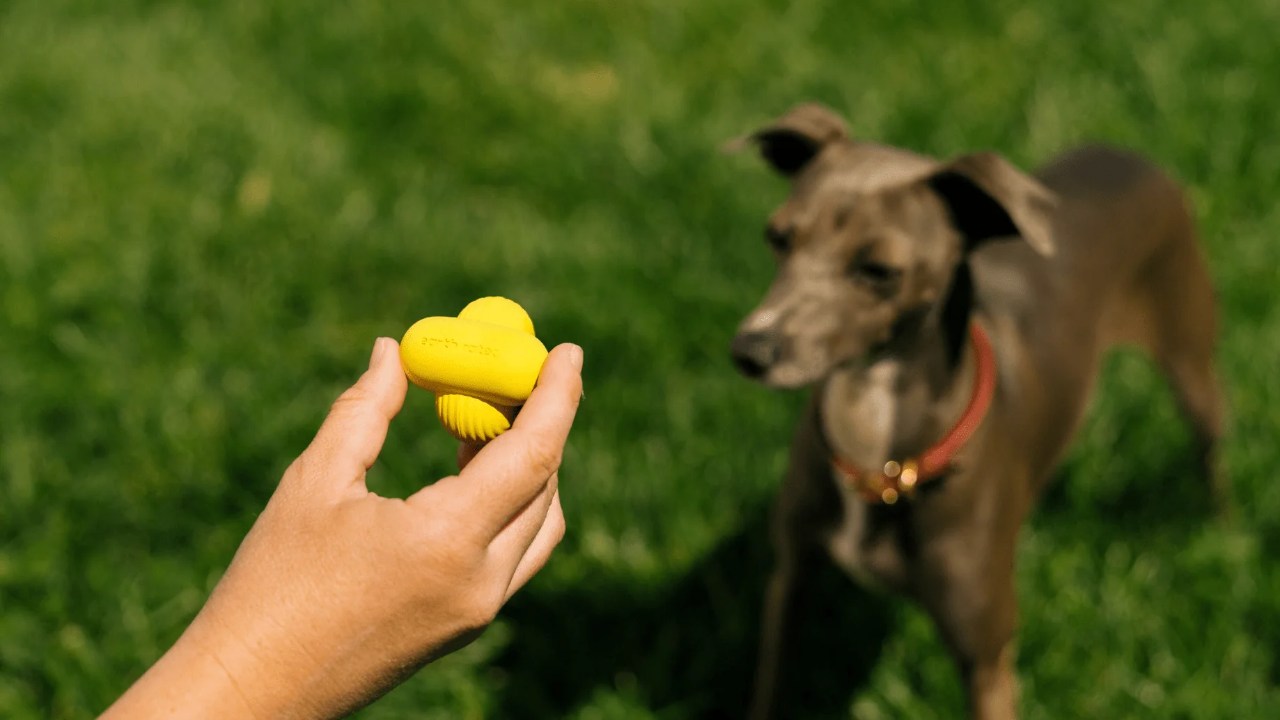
<box><xmin>436</xmin><ymin>393</ymin><xmax>512</xmax><ymax>444</ymax></box>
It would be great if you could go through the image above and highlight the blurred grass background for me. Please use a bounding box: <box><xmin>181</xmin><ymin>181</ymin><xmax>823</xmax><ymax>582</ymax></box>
<box><xmin>2</xmin><ymin>0</ymin><xmax>1278</xmax><ymax>717</ymax></box>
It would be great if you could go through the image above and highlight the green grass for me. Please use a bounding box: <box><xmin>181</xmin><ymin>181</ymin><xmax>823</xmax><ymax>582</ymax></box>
<box><xmin>2</xmin><ymin>0</ymin><xmax>1278</xmax><ymax>717</ymax></box>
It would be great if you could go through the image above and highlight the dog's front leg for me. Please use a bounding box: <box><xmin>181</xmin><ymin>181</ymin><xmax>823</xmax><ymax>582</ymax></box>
<box><xmin>932</xmin><ymin>588</ymin><xmax>1020</xmax><ymax>720</ymax></box>
<box><xmin>968</xmin><ymin>642</ymin><xmax>1019</xmax><ymax>720</ymax></box>
<box><xmin>749</xmin><ymin>403</ymin><xmax>836</xmax><ymax>720</ymax></box>
<box><xmin>916</xmin><ymin>487</ymin><xmax>1025</xmax><ymax>720</ymax></box>
<box><xmin>748</xmin><ymin>538</ymin><xmax>800</xmax><ymax>720</ymax></box>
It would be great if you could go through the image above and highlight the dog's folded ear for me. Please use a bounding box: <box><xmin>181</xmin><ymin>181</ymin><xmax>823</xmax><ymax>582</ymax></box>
<box><xmin>724</xmin><ymin>102</ymin><xmax>850</xmax><ymax>176</ymax></box>
<box><xmin>926</xmin><ymin>152</ymin><xmax>1057</xmax><ymax>256</ymax></box>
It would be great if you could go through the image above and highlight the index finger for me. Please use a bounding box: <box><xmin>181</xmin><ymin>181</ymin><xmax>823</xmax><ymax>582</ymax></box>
<box><xmin>409</xmin><ymin>343</ymin><xmax>583</xmax><ymax>539</ymax></box>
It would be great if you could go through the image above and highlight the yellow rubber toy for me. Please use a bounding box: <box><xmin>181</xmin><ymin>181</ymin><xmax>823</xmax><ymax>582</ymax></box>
<box><xmin>400</xmin><ymin>297</ymin><xmax>549</xmax><ymax>444</ymax></box>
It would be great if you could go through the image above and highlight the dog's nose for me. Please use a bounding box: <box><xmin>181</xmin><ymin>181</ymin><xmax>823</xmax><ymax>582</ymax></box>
<box><xmin>731</xmin><ymin>331</ymin><xmax>781</xmax><ymax>379</ymax></box>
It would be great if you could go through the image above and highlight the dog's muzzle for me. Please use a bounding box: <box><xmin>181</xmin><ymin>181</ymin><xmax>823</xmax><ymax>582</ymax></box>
<box><xmin>731</xmin><ymin>331</ymin><xmax>781</xmax><ymax>379</ymax></box>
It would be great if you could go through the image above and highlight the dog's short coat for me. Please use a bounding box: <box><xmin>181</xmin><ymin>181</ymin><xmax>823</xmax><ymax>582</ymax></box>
<box><xmin>729</xmin><ymin>103</ymin><xmax>1224</xmax><ymax>719</ymax></box>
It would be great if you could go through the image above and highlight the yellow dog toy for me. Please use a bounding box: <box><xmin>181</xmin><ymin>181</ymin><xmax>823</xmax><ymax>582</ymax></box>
<box><xmin>400</xmin><ymin>297</ymin><xmax>549</xmax><ymax>443</ymax></box>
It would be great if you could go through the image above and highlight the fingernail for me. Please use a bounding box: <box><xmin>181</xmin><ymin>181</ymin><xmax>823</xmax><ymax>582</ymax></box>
<box><xmin>564</xmin><ymin>343</ymin><xmax>584</xmax><ymax>371</ymax></box>
<box><xmin>369</xmin><ymin>337</ymin><xmax>391</xmax><ymax>368</ymax></box>
<box><xmin>565</xmin><ymin>344</ymin><xmax>584</xmax><ymax>400</ymax></box>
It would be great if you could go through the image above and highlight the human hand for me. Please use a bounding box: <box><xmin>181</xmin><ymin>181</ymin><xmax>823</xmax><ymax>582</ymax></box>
<box><xmin>101</xmin><ymin>338</ymin><xmax>583</xmax><ymax>719</ymax></box>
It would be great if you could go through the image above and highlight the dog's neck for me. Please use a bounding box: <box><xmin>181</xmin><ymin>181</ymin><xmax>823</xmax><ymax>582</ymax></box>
<box><xmin>819</xmin><ymin>267</ymin><xmax>979</xmax><ymax>473</ymax></box>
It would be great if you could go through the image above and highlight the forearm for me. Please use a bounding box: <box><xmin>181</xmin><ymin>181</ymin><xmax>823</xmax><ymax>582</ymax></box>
<box><xmin>100</xmin><ymin>617</ymin><xmax>261</xmax><ymax>720</ymax></box>
<box><xmin>101</xmin><ymin>604</ymin><xmax>401</xmax><ymax>720</ymax></box>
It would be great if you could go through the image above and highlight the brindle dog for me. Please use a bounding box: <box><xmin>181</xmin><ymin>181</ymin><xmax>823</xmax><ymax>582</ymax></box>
<box><xmin>729</xmin><ymin>103</ymin><xmax>1224</xmax><ymax>719</ymax></box>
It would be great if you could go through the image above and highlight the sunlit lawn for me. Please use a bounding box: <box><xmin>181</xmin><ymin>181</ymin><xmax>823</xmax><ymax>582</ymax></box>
<box><xmin>2</xmin><ymin>1</ymin><xmax>1277</xmax><ymax>717</ymax></box>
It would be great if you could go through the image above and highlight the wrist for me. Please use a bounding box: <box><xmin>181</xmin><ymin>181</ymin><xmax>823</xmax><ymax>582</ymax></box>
<box><xmin>177</xmin><ymin>601</ymin><xmax>332</xmax><ymax>720</ymax></box>
<box><xmin>99</xmin><ymin>618</ymin><xmax>262</xmax><ymax>720</ymax></box>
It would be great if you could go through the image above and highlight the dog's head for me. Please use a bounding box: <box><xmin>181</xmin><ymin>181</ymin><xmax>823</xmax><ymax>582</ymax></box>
<box><xmin>729</xmin><ymin>103</ymin><xmax>1057</xmax><ymax>387</ymax></box>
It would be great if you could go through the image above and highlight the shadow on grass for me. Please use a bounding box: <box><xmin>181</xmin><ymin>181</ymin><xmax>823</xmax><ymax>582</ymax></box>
<box><xmin>490</xmin><ymin>503</ymin><xmax>895</xmax><ymax>719</ymax></box>
<box><xmin>1257</xmin><ymin>523</ymin><xmax>1280</xmax><ymax>687</ymax></box>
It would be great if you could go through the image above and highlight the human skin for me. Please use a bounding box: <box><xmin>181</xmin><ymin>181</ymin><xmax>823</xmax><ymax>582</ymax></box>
<box><xmin>100</xmin><ymin>338</ymin><xmax>584</xmax><ymax>719</ymax></box>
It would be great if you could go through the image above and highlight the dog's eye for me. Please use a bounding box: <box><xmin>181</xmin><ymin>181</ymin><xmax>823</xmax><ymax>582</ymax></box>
<box><xmin>765</xmin><ymin>225</ymin><xmax>793</xmax><ymax>252</ymax></box>
<box><xmin>850</xmin><ymin>261</ymin><xmax>902</xmax><ymax>292</ymax></box>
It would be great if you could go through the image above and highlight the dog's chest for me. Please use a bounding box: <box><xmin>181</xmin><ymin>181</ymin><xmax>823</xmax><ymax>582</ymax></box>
<box><xmin>818</xmin><ymin>364</ymin><xmax>910</xmax><ymax>590</ymax></box>
<box><xmin>824</xmin><ymin>478</ymin><xmax>878</xmax><ymax>584</ymax></box>
<box><xmin>823</xmin><ymin>474</ymin><xmax>907</xmax><ymax>590</ymax></box>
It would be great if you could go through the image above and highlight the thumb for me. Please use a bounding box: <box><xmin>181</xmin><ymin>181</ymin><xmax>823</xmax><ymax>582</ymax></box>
<box><xmin>293</xmin><ymin>337</ymin><xmax>408</xmax><ymax>494</ymax></box>
<box><xmin>411</xmin><ymin>343</ymin><xmax>582</xmax><ymax>539</ymax></box>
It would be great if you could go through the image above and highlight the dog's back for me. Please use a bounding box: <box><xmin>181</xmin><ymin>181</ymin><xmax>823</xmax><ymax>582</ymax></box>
<box><xmin>972</xmin><ymin>145</ymin><xmax>1221</xmax><ymax>488</ymax></box>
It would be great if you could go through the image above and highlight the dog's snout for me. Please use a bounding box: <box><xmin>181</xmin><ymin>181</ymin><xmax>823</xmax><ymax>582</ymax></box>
<box><xmin>765</xmin><ymin>223</ymin><xmax>794</xmax><ymax>251</ymax></box>
<box><xmin>732</xmin><ymin>331</ymin><xmax>781</xmax><ymax>379</ymax></box>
